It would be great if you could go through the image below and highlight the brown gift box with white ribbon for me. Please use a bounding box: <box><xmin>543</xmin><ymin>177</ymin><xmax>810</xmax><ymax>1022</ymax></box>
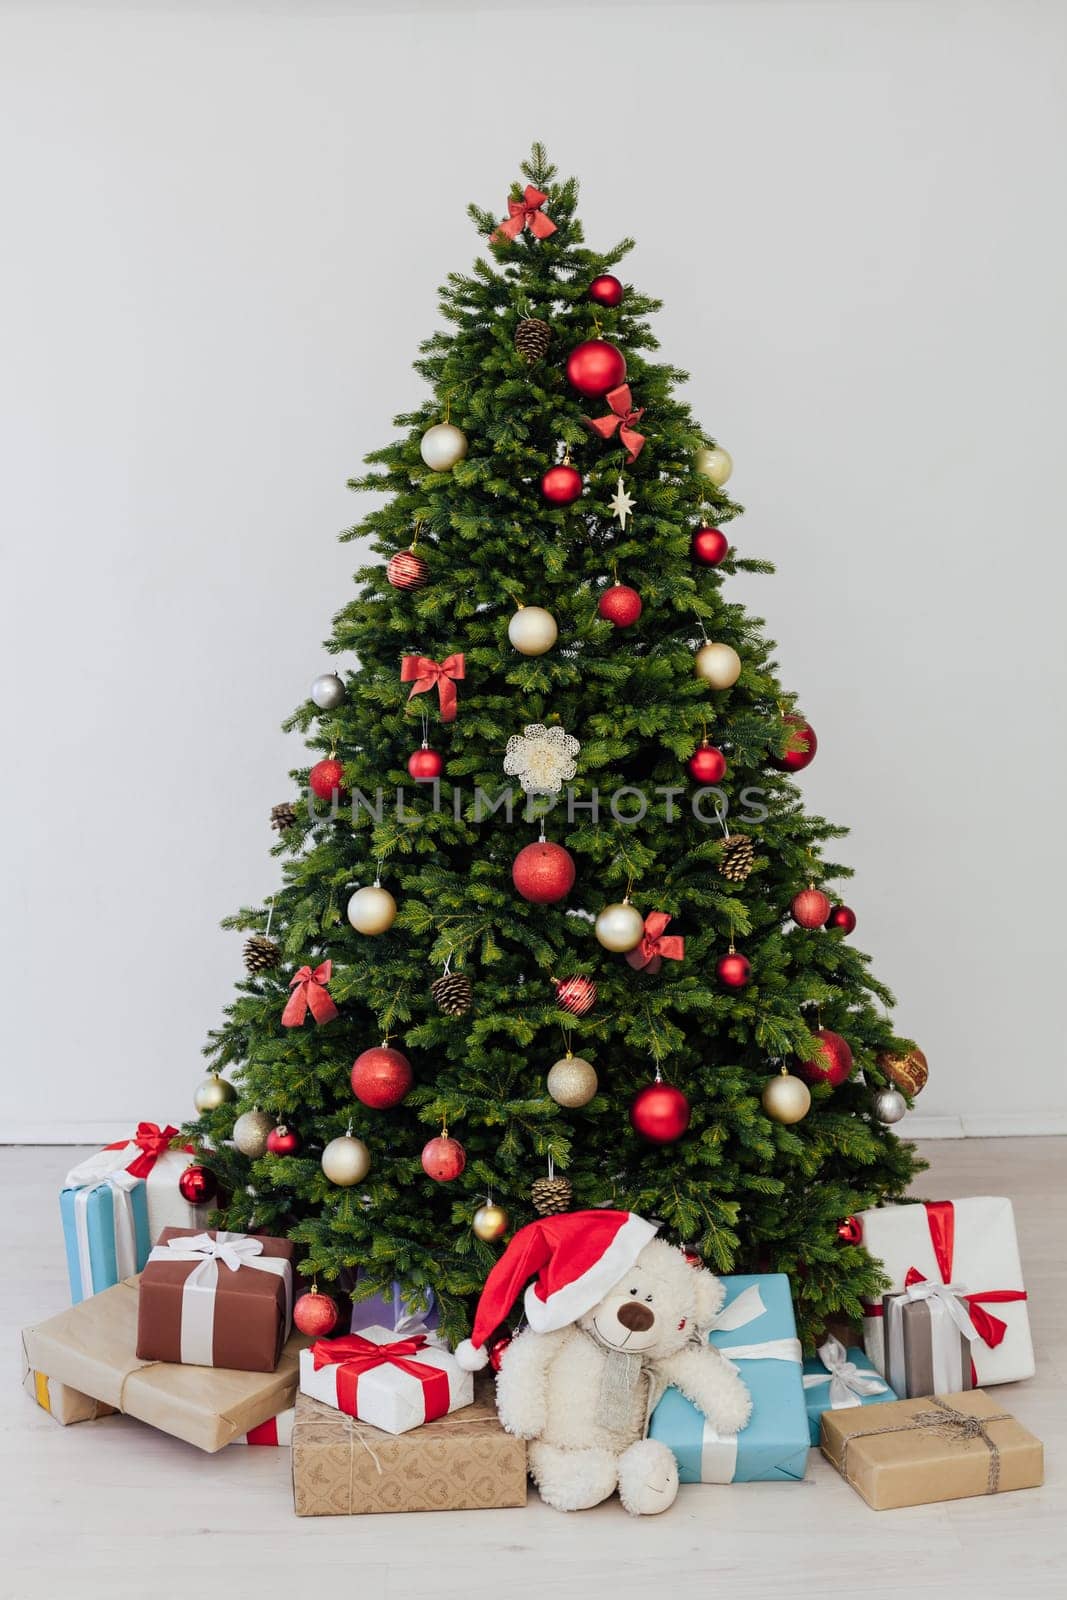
<box><xmin>820</xmin><ymin>1389</ymin><xmax>1043</xmax><ymax>1510</ymax></box>
<box><xmin>136</xmin><ymin>1227</ymin><xmax>295</xmax><ymax>1373</ymax></box>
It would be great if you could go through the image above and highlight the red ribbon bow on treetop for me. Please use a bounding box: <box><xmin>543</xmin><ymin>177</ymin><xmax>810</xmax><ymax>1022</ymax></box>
<box><xmin>281</xmin><ymin>961</ymin><xmax>339</xmax><ymax>1028</ymax></box>
<box><xmin>493</xmin><ymin>185</ymin><xmax>557</xmax><ymax>243</ymax></box>
<box><xmin>585</xmin><ymin>385</ymin><xmax>646</xmax><ymax>463</ymax></box>
<box><xmin>400</xmin><ymin>653</ymin><xmax>465</xmax><ymax>723</ymax></box>
<box><xmin>105</xmin><ymin>1122</ymin><xmax>184</xmax><ymax>1178</ymax></box>
<box><xmin>310</xmin><ymin>1332</ymin><xmax>452</xmax><ymax>1422</ymax></box>
<box><xmin>625</xmin><ymin>912</ymin><xmax>685</xmax><ymax>972</ymax></box>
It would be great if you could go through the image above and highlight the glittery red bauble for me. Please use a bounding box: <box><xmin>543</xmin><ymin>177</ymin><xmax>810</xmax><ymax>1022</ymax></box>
<box><xmin>553</xmin><ymin>975</ymin><xmax>597</xmax><ymax>1016</ymax></box>
<box><xmin>716</xmin><ymin>951</ymin><xmax>752</xmax><ymax>989</ymax></box>
<box><xmin>589</xmin><ymin>274</ymin><xmax>624</xmax><ymax>308</ymax></box>
<box><xmin>687</xmin><ymin>744</ymin><xmax>727</xmax><ymax>783</ymax></box>
<box><xmin>772</xmin><ymin>716</ymin><xmax>818</xmax><ymax>772</ymax></box>
<box><xmin>488</xmin><ymin>1335</ymin><xmax>513</xmax><ymax>1373</ymax></box>
<box><xmin>692</xmin><ymin>527</ymin><xmax>729</xmax><ymax>566</ymax></box>
<box><xmin>565</xmin><ymin>339</ymin><xmax>627</xmax><ymax>399</ymax></box>
<box><xmin>598</xmin><ymin>584</ymin><xmax>642</xmax><ymax>627</ymax></box>
<box><xmin>541</xmin><ymin>464</ymin><xmax>584</xmax><ymax>505</ymax></box>
<box><xmin>407</xmin><ymin>747</ymin><xmax>444</xmax><ymax>780</ymax></box>
<box><xmin>827</xmin><ymin>904</ymin><xmax>857</xmax><ymax>935</ymax></box>
<box><xmin>309</xmin><ymin>758</ymin><xmax>345</xmax><ymax>800</ymax></box>
<box><xmin>791</xmin><ymin>888</ymin><xmax>831</xmax><ymax>929</ymax></box>
<box><xmin>293</xmin><ymin>1291</ymin><xmax>340</xmax><ymax>1337</ymax></box>
<box><xmin>798</xmin><ymin>1028</ymin><xmax>854</xmax><ymax>1087</ymax></box>
<box><xmin>512</xmin><ymin>840</ymin><xmax>576</xmax><ymax>904</ymax></box>
<box><xmin>682</xmin><ymin>1248</ymin><xmax>703</xmax><ymax>1268</ymax></box>
<box><xmin>386</xmin><ymin>550</ymin><xmax>429</xmax><ymax>591</ymax></box>
<box><xmin>421</xmin><ymin>1135</ymin><xmax>466</xmax><ymax>1182</ymax></box>
<box><xmin>178</xmin><ymin>1164</ymin><xmax>216</xmax><ymax>1205</ymax></box>
<box><xmin>630</xmin><ymin>1081</ymin><xmax>691</xmax><ymax>1144</ymax></box>
<box><xmin>351</xmin><ymin>1045</ymin><xmax>413</xmax><ymax>1109</ymax></box>
<box><xmin>266</xmin><ymin>1124</ymin><xmax>301</xmax><ymax>1155</ymax></box>
<box><xmin>837</xmin><ymin>1216</ymin><xmax>863</xmax><ymax>1246</ymax></box>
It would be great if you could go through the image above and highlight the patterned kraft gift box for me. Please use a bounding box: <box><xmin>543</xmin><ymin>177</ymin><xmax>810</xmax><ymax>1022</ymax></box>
<box><xmin>649</xmin><ymin>1273</ymin><xmax>809</xmax><ymax>1482</ymax></box>
<box><xmin>137</xmin><ymin>1228</ymin><xmax>295</xmax><ymax>1373</ymax></box>
<box><xmin>292</xmin><ymin>1375</ymin><xmax>527</xmax><ymax>1515</ymax></box>
<box><xmin>22</xmin><ymin>1278</ymin><xmax>307</xmax><ymax>1451</ymax></box>
<box><xmin>857</xmin><ymin>1198</ymin><xmax>1033</xmax><ymax>1387</ymax></box>
<box><xmin>22</xmin><ymin>1364</ymin><xmax>116</xmax><ymax>1426</ymax></box>
<box><xmin>801</xmin><ymin>1337</ymin><xmax>896</xmax><ymax>1445</ymax></box>
<box><xmin>820</xmin><ymin>1389</ymin><xmax>1043</xmax><ymax>1510</ymax></box>
<box><xmin>299</xmin><ymin>1325</ymin><xmax>472</xmax><ymax>1435</ymax></box>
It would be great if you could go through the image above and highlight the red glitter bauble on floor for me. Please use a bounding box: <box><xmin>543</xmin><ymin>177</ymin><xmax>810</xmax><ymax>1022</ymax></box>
<box><xmin>293</xmin><ymin>1290</ymin><xmax>340</xmax><ymax>1338</ymax></box>
<box><xmin>791</xmin><ymin>888</ymin><xmax>831</xmax><ymax>929</ymax></box>
<box><xmin>266</xmin><ymin>1124</ymin><xmax>301</xmax><ymax>1156</ymax></box>
<box><xmin>772</xmin><ymin>715</ymin><xmax>818</xmax><ymax>772</ymax></box>
<box><xmin>692</xmin><ymin>527</ymin><xmax>729</xmax><ymax>566</ymax></box>
<box><xmin>837</xmin><ymin>1216</ymin><xmax>863</xmax><ymax>1246</ymax></box>
<box><xmin>407</xmin><ymin>747</ymin><xmax>444</xmax><ymax>780</ymax></box>
<box><xmin>588</xmin><ymin>274</ymin><xmax>623</xmax><ymax>308</ymax></box>
<box><xmin>541</xmin><ymin>464</ymin><xmax>584</xmax><ymax>505</ymax></box>
<box><xmin>798</xmin><ymin>1028</ymin><xmax>854</xmax><ymax>1087</ymax></box>
<box><xmin>716</xmin><ymin>950</ymin><xmax>751</xmax><ymax>989</ymax></box>
<box><xmin>386</xmin><ymin>549</ymin><xmax>429</xmax><ymax>591</ymax></box>
<box><xmin>566</xmin><ymin>339</ymin><xmax>627</xmax><ymax>398</ymax></box>
<box><xmin>309</xmin><ymin>758</ymin><xmax>345</xmax><ymax>800</ymax></box>
<box><xmin>351</xmin><ymin>1045</ymin><xmax>413</xmax><ymax>1109</ymax></box>
<box><xmin>512</xmin><ymin>840</ymin><xmax>576</xmax><ymax>904</ymax></box>
<box><xmin>598</xmin><ymin>584</ymin><xmax>642</xmax><ymax>627</ymax></box>
<box><xmin>553</xmin><ymin>975</ymin><xmax>597</xmax><ymax>1016</ymax></box>
<box><xmin>827</xmin><ymin>904</ymin><xmax>857</xmax><ymax>935</ymax></box>
<box><xmin>421</xmin><ymin>1135</ymin><xmax>466</xmax><ymax>1182</ymax></box>
<box><xmin>630</xmin><ymin>1080</ymin><xmax>691</xmax><ymax>1144</ymax></box>
<box><xmin>687</xmin><ymin>744</ymin><xmax>727</xmax><ymax>783</ymax></box>
<box><xmin>178</xmin><ymin>1164</ymin><xmax>216</xmax><ymax>1205</ymax></box>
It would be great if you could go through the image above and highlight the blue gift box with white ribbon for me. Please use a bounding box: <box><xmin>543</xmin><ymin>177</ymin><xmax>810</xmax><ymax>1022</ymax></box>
<box><xmin>649</xmin><ymin>1273</ymin><xmax>809</xmax><ymax>1483</ymax></box>
<box><xmin>802</xmin><ymin>1337</ymin><xmax>896</xmax><ymax>1444</ymax></box>
<box><xmin>60</xmin><ymin>1173</ymin><xmax>151</xmax><ymax>1304</ymax></box>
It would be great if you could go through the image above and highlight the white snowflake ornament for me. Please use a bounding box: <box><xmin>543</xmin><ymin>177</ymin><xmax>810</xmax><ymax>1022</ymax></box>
<box><xmin>504</xmin><ymin>723</ymin><xmax>580</xmax><ymax>795</ymax></box>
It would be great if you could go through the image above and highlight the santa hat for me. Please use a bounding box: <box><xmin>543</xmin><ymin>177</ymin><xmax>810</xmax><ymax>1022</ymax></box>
<box><xmin>455</xmin><ymin>1209</ymin><xmax>657</xmax><ymax>1371</ymax></box>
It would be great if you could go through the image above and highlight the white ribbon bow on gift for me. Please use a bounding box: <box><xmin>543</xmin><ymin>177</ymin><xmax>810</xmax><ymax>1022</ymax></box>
<box><xmin>902</xmin><ymin>1279</ymin><xmax>979</xmax><ymax>1343</ymax></box>
<box><xmin>698</xmin><ymin>1284</ymin><xmax>803</xmax><ymax>1483</ymax></box>
<box><xmin>70</xmin><ymin>1170</ymin><xmax>141</xmax><ymax>1297</ymax></box>
<box><xmin>146</xmin><ymin>1231</ymin><xmax>293</xmax><ymax>1365</ymax></box>
<box><xmin>802</xmin><ymin>1334</ymin><xmax>890</xmax><ymax>1410</ymax></box>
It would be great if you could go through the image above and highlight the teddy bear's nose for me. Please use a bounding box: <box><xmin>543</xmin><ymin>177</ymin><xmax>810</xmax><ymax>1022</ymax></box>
<box><xmin>617</xmin><ymin>1301</ymin><xmax>655</xmax><ymax>1332</ymax></box>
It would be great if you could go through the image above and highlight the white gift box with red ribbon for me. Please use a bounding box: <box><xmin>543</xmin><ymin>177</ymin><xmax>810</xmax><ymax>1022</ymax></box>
<box><xmin>233</xmin><ymin>1408</ymin><xmax>295</xmax><ymax>1446</ymax></box>
<box><xmin>299</xmin><ymin>1325</ymin><xmax>473</xmax><ymax>1436</ymax></box>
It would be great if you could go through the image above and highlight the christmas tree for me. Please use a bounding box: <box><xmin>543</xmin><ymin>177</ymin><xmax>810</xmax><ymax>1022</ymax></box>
<box><xmin>189</xmin><ymin>146</ymin><xmax>924</xmax><ymax>1350</ymax></box>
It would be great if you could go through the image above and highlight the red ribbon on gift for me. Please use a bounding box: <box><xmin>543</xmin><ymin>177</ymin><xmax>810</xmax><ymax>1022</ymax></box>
<box><xmin>493</xmin><ymin>185</ymin><xmax>557</xmax><ymax>243</ymax></box>
<box><xmin>104</xmin><ymin>1122</ymin><xmax>185</xmax><ymax>1179</ymax></box>
<box><xmin>400</xmin><ymin>653</ymin><xmax>465</xmax><ymax>723</ymax></box>
<box><xmin>310</xmin><ymin>1332</ymin><xmax>452</xmax><ymax>1423</ymax></box>
<box><xmin>585</xmin><ymin>385</ymin><xmax>646</xmax><ymax>464</ymax></box>
<box><xmin>626</xmin><ymin>911</ymin><xmax>685</xmax><ymax>971</ymax></box>
<box><xmin>281</xmin><ymin>961</ymin><xmax>339</xmax><ymax>1028</ymax></box>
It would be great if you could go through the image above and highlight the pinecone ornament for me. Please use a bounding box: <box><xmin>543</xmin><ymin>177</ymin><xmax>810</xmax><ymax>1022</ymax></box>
<box><xmin>719</xmin><ymin>833</ymin><xmax>755</xmax><ymax>882</ymax></box>
<box><xmin>531</xmin><ymin>1174</ymin><xmax>573</xmax><ymax>1216</ymax></box>
<box><xmin>431</xmin><ymin>972</ymin><xmax>473</xmax><ymax>1017</ymax></box>
<box><xmin>514</xmin><ymin>317</ymin><xmax>552</xmax><ymax>363</ymax></box>
<box><xmin>243</xmin><ymin>935</ymin><xmax>281</xmax><ymax>974</ymax></box>
<box><xmin>271</xmin><ymin>801</ymin><xmax>298</xmax><ymax>833</ymax></box>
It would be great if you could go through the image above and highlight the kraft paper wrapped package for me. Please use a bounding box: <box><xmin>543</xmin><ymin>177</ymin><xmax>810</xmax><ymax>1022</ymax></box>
<box><xmin>22</xmin><ymin>1278</ymin><xmax>306</xmax><ymax>1452</ymax></box>
<box><xmin>857</xmin><ymin>1199</ymin><xmax>1033</xmax><ymax>1388</ymax></box>
<box><xmin>137</xmin><ymin>1228</ymin><xmax>294</xmax><ymax>1373</ymax></box>
<box><xmin>299</xmin><ymin>1325</ymin><xmax>472</xmax><ymax>1435</ymax></box>
<box><xmin>801</xmin><ymin>1337</ymin><xmax>896</xmax><ymax>1445</ymax></box>
<box><xmin>22</xmin><ymin>1364</ymin><xmax>116</xmax><ymax>1426</ymax></box>
<box><xmin>820</xmin><ymin>1389</ymin><xmax>1044</xmax><ymax>1510</ymax></box>
<box><xmin>649</xmin><ymin>1273</ymin><xmax>808</xmax><ymax>1482</ymax></box>
<box><xmin>292</xmin><ymin>1375</ymin><xmax>526</xmax><ymax>1516</ymax></box>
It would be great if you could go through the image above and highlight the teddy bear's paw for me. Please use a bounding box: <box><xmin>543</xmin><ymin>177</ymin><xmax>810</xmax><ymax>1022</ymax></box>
<box><xmin>529</xmin><ymin>1442</ymin><xmax>619</xmax><ymax>1512</ymax></box>
<box><xmin>617</xmin><ymin>1439</ymin><xmax>680</xmax><ymax>1516</ymax></box>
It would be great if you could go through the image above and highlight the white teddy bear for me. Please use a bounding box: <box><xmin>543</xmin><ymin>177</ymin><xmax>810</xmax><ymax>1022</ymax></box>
<box><xmin>456</xmin><ymin>1209</ymin><xmax>751</xmax><ymax>1514</ymax></box>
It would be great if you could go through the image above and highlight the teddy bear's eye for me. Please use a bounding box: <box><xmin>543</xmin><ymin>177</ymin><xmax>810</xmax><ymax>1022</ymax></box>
<box><xmin>628</xmin><ymin>1287</ymin><xmax>638</xmax><ymax>1295</ymax></box>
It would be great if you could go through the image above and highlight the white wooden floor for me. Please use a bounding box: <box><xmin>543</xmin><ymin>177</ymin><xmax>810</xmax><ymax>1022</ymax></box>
<box><xmin>4</xmin><ymin>1142</ymin><xmax>1064</xmax><ymax>1600</ymax></box>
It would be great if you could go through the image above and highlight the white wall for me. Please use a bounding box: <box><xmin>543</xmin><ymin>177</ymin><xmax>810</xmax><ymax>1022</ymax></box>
<box><xmin>2</xmin><ymin>1</ymin><xmax>1064</xmax><ymax>1141</ymax></box>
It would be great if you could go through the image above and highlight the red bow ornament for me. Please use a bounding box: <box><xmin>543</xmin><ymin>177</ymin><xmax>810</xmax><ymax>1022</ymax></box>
<box><xmin>310</xmin><ymin>1332</ymin><xmax>452</xmax><ymax>1424</ymax></box>
<box><xmin>281</xmin><ymin>961</ymin><xmax>339</xmax><ymax>1028</ymax></box>
<box><xmin>400</xmin><ymin>653</ymin><xmax>464</xmax><ymax>722</ymax></box>
<box><xmin>493</xmin><ymin>185</ymin><xmax>557</xmax><ymax>243</ymax></box>
<box><xmin>105</xmin><ymin>1122</ymin><xmax>184</xmax><ymax>1178</ymax></box>
<box><xmin>585</xmin><ymin>385</ymin><xmax>646</xmax><ymax>464</ymax></box>
<box><xmin>626</xmin><ymin>912</ymin><xmax>685</xmax><ymax>973</ymax></box>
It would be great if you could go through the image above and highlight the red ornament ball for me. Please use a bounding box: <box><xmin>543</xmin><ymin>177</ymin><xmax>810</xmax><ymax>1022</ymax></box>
<box><xmin>266</xmin><ymin>1123</ymin><xmax>301</xmax><ymax>1156</ymax></box>
<box><xmin>681</xmin><ymin>1247</ymin><xmax>703</xmax><ymax>1268</ymax></box>
<box><xmin>588</xmin><ymin>274</ymin><xmax>624</xmax><ymax>308</ymax></box>
<box><xmin>837</xmin><ymin>1216</ymin><xmax>863</xmax><ymax>1246</ymax></box>
<box><xmin>293</xmin><ymin>1290</ymin><xmax>340</xmax><ymax>1338</ymax></box>
<box><xmin>386</xmin><ymin>549</ymin><xmax>429</xmax><ymax>591</ymax></box>
<box><xmin>512</xmin><ymin>840</ymin><xmax>576</xmax><ymax>904</ymax></box>
<box><xmin>772</xmin><ymin>716</ymin><xmax>818</xmax><ymax>772</ymax></box>
<box><xmin>541</xmin><ymin>463</ymin><xmax>584</xmax><ymax>505</ymax></box>
<box><xmin>488</xmin><ymin>1334</ymin><xmax>513</xmax><ymax>1373</ymax></box>
<box><xmin>630</xmin><ymin>1081</ymin><xmax>691</xmax><ymax>1144</ymax></box>
<box><xmin>309</xmin><ymin>758</ymin><xmax>345</xmax><ymax>800</ymax></box>
<box><xmin>421</xmin><ymin>1135</ymin><xmax>466</xmax><ymax>1182</ymax></box>
<box><xmin>407</xmin><ymin>747</ymin><xmax>444</xmax><ymax>780</ymax></box>
<box><xmin>553</xmin><ymin>975</ymin><xmax>597</xmax><ymax>1016</ymax></box>
<box><xmin>692</xmin><ymin>527</ymin><xmax>729</xmax><ymax>567</ymax></box>
<box><xmin>716</xmin><ymin>951</ymin><xmax>752</xmax><ymax>989</ymax></box>
<box><xmin>827</xmin><ymin>904</ymin><xmax>857</xmax><ymax>935</ymax></box>
<box><xmin>565</xmin><ymin>339</ymin><xmax>627</xmax><ymax>399</ymax></box>
<box><xmin>791</xmin><ymin>888</ymin><xmax>831</xmax><ymax>929</ymax></box>
<box><xmin>351</xmin><ymin>1045</ymin><xmax>413</xmax><ymax>1109</ymax></box>
<box><xmin>798</xmin><ymin>1027</ymin><xmax>854</xmax><ymax>1087</ymax></box>
<box><xmin>178</xmin><ymin>1164</ymin><xmax>216</xmax><ymax>1205</ymax></box>
<box><xmin>598</xmin><ymin>584</ymin><xmax>642</xmax><ymax>627</ymax></box>
<box><xmin>687</xmin><ymin>744</ymin><xmax>727</xmax><ymax>783</ymax></box>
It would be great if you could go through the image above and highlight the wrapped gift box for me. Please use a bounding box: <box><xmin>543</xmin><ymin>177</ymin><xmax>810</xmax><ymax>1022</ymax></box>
<box><xmin>60</xmin><ymin>1172</ymin><xmax>151</xmax><ymax>1304</ymax></box>
<box><xmin>881</xmin><ymin>1286</ymin><xmax>975</xmax><ymax>1398</ymax></box>
<box><xmin>22</xmin><ymin>1278</ymin><xmax>306</xmax><ymax>1451</ymax></box>
<box><xmin>22</xmin><ymin>1364</ymin><xmax>116</xmax><ymax>1426</ymax></box>
<box><xmin>821</xmin><ymin>1388</ymin><xmax>1043</xmax><ymax>1509</ymax></box>
<box><xmin>292</xmin><ymin>1375</ymin><xmax>526</xmax><ymax>1515</ymax></box>
<box><xmin>857</xmin><ymin>1199</ymin><xmax>1033</xmax><ymax>1387</ymax></box>
<box><xmin>649</xmin><ymin>1273</ymin><xmax>808</xmax><ymax>1482</ymax></box>
<box><xmin>802</xmin><ymin>1337</ymin><xmax>896</xmax><ymax>1445</ymax></box>
<box><xmin>137</xmin><ymin>1227</ymin><xmax>294</xmax><ymax>1373</ymax></box>
<box><xmin>233</xmin><ymin>1407</ymin><xmax>295</xmax><ymax>1445</ymax></box>
<box><xmin>299</xmin><ymin>1325</ymin><xmax>472</xmax><ymax>1436</ymax></box>
<box><xmin>349</xmin><ymin>1274</ymin><xmax>440</xmax><ymax>1340</ymax></box>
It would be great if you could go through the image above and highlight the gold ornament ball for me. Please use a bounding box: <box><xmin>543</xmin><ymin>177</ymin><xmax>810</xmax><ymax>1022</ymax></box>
<box><xmin>420</xmin><ymin>422</ymin><xmax>468</xmax><ymax>472</ymax></box>
<box><xmin>877</xmin><ymin>1046</ymin><xmax>929</xmax><ymax>1097</ymax></box>
<box><xmin>695</xmin><ymin>445</ymin><xmax>733</xmax><ymax>487</ymax></box>
<box><xmin>761</xmin><ymin>1071</ymin><xmax>811</xmax><ymax>1125</ymax></box>
<box><xmin>321</xmin><ymin>1134</ymin><xmax>371</xmax><ymax>1186</ymax></box>
<box><xmin>594</xmin><ymin>900</ymin><xmax>645</xmax><ymax>953</ymax></box>
<box><xmin>472</xmin><ymin>1202</ymin><xmax>509</xmax><ymax>1242</ymax></box>
<box><xmin>194</xmin><ymin>1073</ymin><xmax>235</xmax><ymax>1114</ymax></box>
<box><xmin>508</xmin><ymin>605</ymin><xmax>558</xmax><ymax>656</ymax></box>
<box><xmin>232</xmin><ymin>1109</ymin><xmax>274</xmax><ymax>1157</ymax></box>
<box><xmin>695</xmin><ymin>641</ymin><xmax>742</xmax><ymax>689</ymax></box>
<box><xmin>347</xmin><ymin>884</ymin><xmax>397</xmax><ymax>935</ymax></box>
<box><xmin>546</xmin><ymin>1054</ymin><xmax>598</xmax><ymax>1108</ymax></box>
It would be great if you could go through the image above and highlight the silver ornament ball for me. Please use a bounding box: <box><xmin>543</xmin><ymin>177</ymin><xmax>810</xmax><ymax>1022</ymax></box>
<box><xmin>347</xmin><ymin>884</ymin><xmax>397</xmax><ymax>935</ymax></box>
<box><xmin>594</xmin><ymin>900</ymin><xmax>646</xmax><ymax>953</ymax></box>
<box><xmin>695</xmin><ymin>641</ymin><xmax>742</xmax><ymax>689</ymax></box>
<box><xmin>695</xmin><ymin>445</ymin><xmax>733</xmax><ymax>487</ymax></box>
<box><xmin>310</xmin><ymin>672</ymin><xmax>346</xmax><ymax>711</ymax></box>
<box><xmin>873</xmin><ymin>1087</ymin><xmax>908</xmax><ymax>1124</ymax></box>
<box><xmin>321</xmin><ymin>1134</ymin><xmax>371</xmax><ymax>1186</ymax></box>
<box><xmin>232</xmin><ymin>1109</ymin><xmax>274</xmax><ymax>1158</ymax></box>
<box><xmin>420</xmin><ymin>422</ymin><xmax>468</xmax><ymax>472</ymax></box>
<box><xmin>508</xmin><ymin>605</ymin><xmax>558</xmax><ymax>657</ymax></box>
<box><xmin>546</xmin><ymin>1054</ymin><xmax>598</xmax><ymax>1108</ymax></box>
<box><xmin>194</xmin><ymin>1073</ymin><xmax>236</xmax><ymax>1114</ymax></box>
